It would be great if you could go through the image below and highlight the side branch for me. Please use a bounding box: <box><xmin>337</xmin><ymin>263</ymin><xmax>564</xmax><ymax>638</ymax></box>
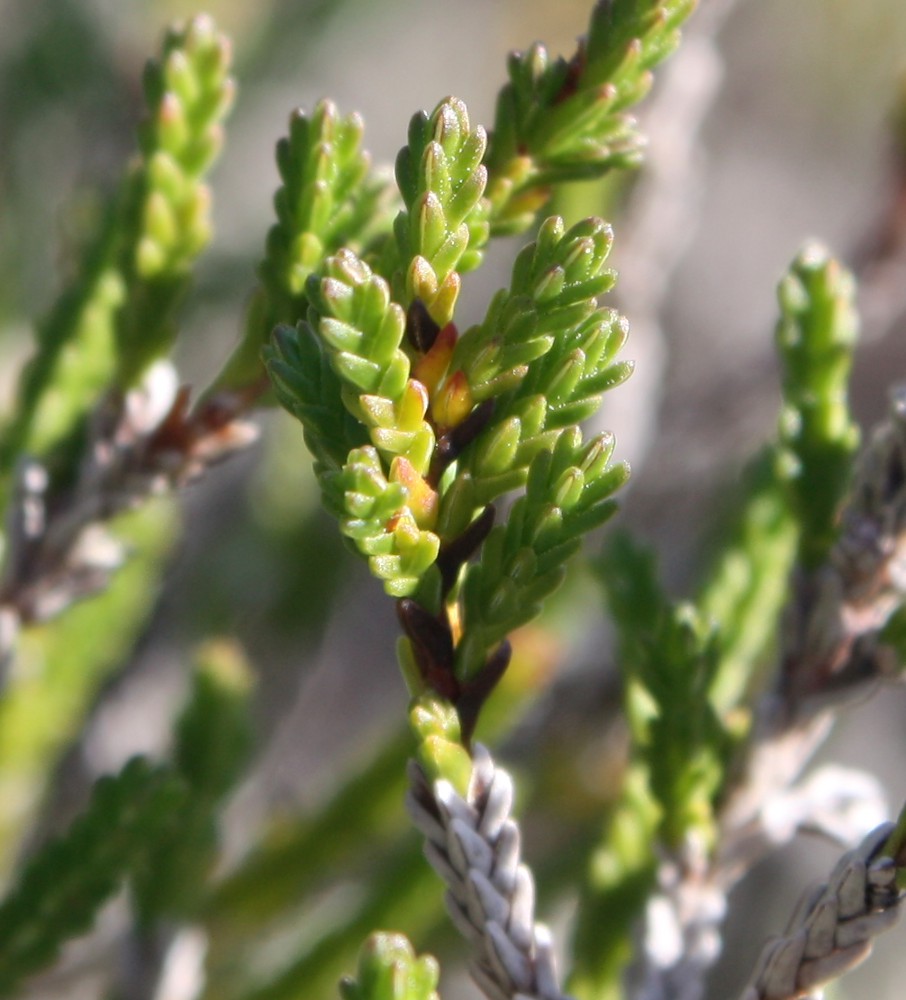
<box><xmin>0</xmin><ymin>366</ymin><xmax>257</xmax><ymax>677</ymax></box>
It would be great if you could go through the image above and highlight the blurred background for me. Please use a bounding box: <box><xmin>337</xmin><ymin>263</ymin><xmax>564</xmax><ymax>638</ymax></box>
<box><xmin>2</xmin><ymin>0</ymin><xmax>906</xmax><ymax>998</ymax></box>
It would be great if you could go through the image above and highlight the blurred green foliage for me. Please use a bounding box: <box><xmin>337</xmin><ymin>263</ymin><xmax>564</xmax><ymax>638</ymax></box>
<box><xmin>0</xmin><ymin>4</ymin><xmax>905</xmax><ymax>1000</ymax></box>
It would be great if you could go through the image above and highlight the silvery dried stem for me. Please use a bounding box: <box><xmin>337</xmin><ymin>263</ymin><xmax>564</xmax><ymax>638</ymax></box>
<box><xmin>407</xmin><ymin>743</ymin><xmax>570</xmax><ymax>1000</ymax></box>
<box><xmin>630</xmin><ymin>838</ymin><xmax>727</xmax><ymax>1000</ymax></box>
<box><xmin>737</xmin><ymin>821</ymin><xmax>904</xmax><ymax>1000</ymax></box>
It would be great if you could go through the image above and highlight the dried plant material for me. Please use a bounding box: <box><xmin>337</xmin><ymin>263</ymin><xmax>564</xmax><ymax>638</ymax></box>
<box><xmin>738</xmin><ymin>822</ymin><xmax>904</xmax><ymax>1000</ymax></box>
<box><xmin>407</xmin><ymin>744</ymin><xmax>570</xmax><ymax>1000</ymax></box>
<box><xmin>0</xmin><ymin>364</ymin><xmax>256</xmax><ymax>670</ymax></box>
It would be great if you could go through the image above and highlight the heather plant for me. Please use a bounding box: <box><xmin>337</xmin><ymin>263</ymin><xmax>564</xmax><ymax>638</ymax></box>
<box><xmin>1</xmin><ymin>4</ymin><xmax>906</xmax><ymax>1000</ymax></box>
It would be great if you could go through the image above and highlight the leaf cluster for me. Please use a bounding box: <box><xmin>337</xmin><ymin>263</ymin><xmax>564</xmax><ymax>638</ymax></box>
<box><xmin>0</xmin><ymin>758</ymin><xmax>187</xmax><ymax>996</ymax></box>
<box><xmin>0</xmin><ymin>15</ymin><xmax>235</xmax><ymax>477</ymax></box>
<box><xmin>340</xmin><ymin>933</ymin><xmax>440</xmax><ymax>1000</ymax></box>
<box><xmin>266</xmin><ymin>248</ymin><xmax>441</xmax><ymax>597</ymax></box>
<box><xmin>599</xmin><ymin>533</ymin><xmax>726</xmax><ymax>850</ymax></box>
<box><xmin>485</xmin><ymin>0</ymin><xmax>698</xmax><ymax>234</ymax></box>
<box><xmin>448</xmin><ymin>216</ymin><xmax>631</xmax><ymax>513</ymax></box>
<box><xmin>218</xmin><ymin>100</ymin><xmax>391</xmax><ymax>392</ymax></box>
<box><xmin>263</xmin><ymin>0</ymin><xmax>699</xmax><ymax>623</ymax></box>
<box><xmin>458</xmin><ymin>430</ymin><xmax>628</xmax><ymax>681</ymax></box>
<box><xmin>0</xmin><ymin>641</ymin><xmax>255</xmax><ymax>995</ymax></box>
<box><xmin>775</xmin><ymin>243</ymin><xmax>860</xmax><ymax>568</ymax></box>
<box><xmin>392</xmin><ymin>98</ymin><xmax>490</xmax><ymax>326</ymax></box>
<box><xmin>266</xmin><ymin>86</ymin><xmax>636</xmax><ymax>747</ymax></box>
<box><xmin>117</xmin><ymin>13</ymin><xmax>235</xmax><ymax>383</ymax></box>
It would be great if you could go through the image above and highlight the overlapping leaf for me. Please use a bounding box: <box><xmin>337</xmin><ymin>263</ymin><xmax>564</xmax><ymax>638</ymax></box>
<box><xmin>391</xmin><ymin>98</ymin><xmax>490</xmax><ymax>326</ymax></box>
<box><xmin>323</xmin><ymin>446</ymin><xmax>440</xmax><ymax>598</ymax></box>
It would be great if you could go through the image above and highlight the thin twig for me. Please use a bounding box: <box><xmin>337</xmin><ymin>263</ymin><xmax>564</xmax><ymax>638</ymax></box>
<box><xmin>0</xmin><ymin>362</ymin><xmax>258</xmax><ymax>682</ymax></box>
